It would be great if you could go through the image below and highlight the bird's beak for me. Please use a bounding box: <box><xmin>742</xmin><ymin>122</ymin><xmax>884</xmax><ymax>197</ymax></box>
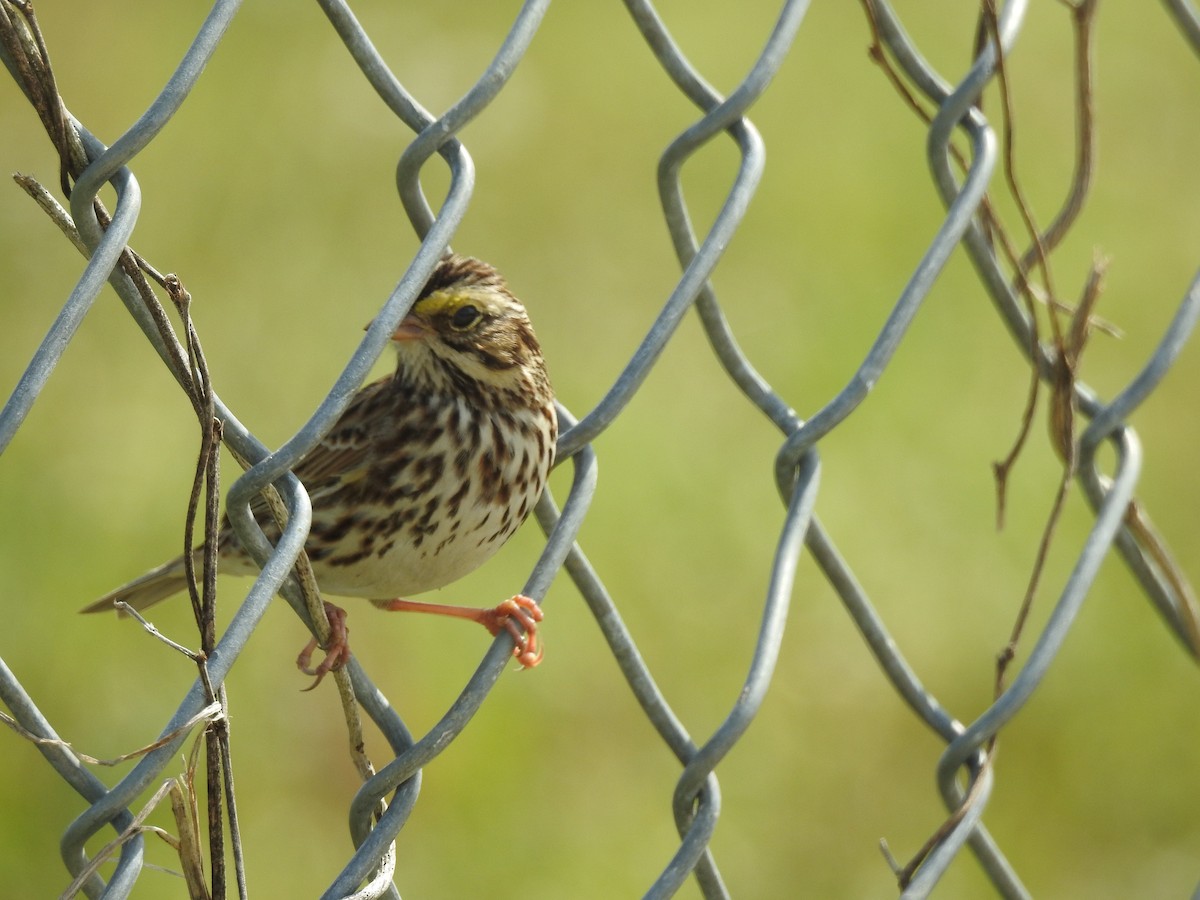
<box><xmin>364</xmin><ymin>313</ymin><xmax>428</xmax><ymax>342</ymax></box>
<box><xmin>390</xmin><ymin>314</ymin><xmax>428</xmax><ymax>342</ymax></box>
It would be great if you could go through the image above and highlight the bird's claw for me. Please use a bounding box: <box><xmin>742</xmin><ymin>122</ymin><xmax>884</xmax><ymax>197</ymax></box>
<box><xmin>296</xmin><ymin>602</ymin><xmax>352</xmax><ymax>690</ymax></box>
<box><xmin>481</xmin><ymin>595</ymin><xmax>544</xmax><ymax>668</ymax></box>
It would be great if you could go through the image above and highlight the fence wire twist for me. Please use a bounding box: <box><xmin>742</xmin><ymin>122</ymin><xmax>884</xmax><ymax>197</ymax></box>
<box><xmin>2</xmin><ymin>1</ymin><xmax>1200</xmax><ymax>897</ymax></box>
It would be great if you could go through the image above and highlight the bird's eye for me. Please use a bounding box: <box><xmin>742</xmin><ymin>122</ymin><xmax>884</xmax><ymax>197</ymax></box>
<box><xmin>449</xmin><ymin>304</ymin><xmax>481</xmax><ymax>330</ymax></box>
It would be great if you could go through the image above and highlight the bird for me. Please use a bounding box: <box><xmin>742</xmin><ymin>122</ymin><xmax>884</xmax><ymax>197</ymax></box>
<box><xmin>83</xmin><ymin>254</ymin><xmax>557</xmax><ymax>676</ymax></box>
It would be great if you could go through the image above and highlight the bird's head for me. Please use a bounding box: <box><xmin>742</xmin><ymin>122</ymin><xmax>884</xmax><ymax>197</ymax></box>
<box><xmin>386</xmin><ymin>255</ymin><xmax>550</xmax><ymax>402</ymax></box>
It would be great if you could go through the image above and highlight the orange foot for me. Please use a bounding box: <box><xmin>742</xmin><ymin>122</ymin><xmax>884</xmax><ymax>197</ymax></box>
<box><xmin>296</xmin><ymin>601</ymin><xmax>352</xmax><ymax>689</ymax></box>
<box><xmin>375</xmin><ymin>594</ymin><xmax>544</xmax><ymax>668</ymax></box>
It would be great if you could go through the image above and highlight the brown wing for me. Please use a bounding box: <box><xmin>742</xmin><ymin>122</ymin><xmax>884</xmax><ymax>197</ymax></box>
<box><xmin>291</xmin><ymin>376</ymin><xmax>392</xmax><ymax>496</ymax></box>
<box><xmin>231</xmin><ymin>376</ymin><xmax>392</xmax><ymax>540</ymax></box>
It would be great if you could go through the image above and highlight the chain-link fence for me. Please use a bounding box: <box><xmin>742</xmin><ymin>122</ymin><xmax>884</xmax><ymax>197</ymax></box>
<box><xmin>3</xmin><ymin>1</ymin><xmax>1200</xmax><ymax>897</ymax></box>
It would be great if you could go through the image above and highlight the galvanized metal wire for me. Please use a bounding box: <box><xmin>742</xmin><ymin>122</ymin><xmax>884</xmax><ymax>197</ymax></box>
<box><xmin>2</xmin><ymin>1</ymin><xmax>1199</xmax><ymax>897</ymax></box>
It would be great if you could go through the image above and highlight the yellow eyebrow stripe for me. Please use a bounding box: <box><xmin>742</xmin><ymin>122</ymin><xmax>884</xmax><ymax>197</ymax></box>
<box><xmin>416</xmin><ymin>290</ymin><xmax>473</xmax><ymax>316</ymax></box>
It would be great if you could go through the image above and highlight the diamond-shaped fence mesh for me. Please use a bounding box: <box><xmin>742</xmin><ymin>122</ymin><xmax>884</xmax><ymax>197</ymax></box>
<box><xmin>3</xmin><ymin>1</ymin><xmax>1200</xmax><ymax>897</ymax></box>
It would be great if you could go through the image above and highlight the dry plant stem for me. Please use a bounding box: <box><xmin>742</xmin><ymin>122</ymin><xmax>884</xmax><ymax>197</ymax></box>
<box><xmin>865</xmin><ymin>1</ymin><xmax>1105</xmax><ymax>884</ymax></box>
<box><xmin>997</xmin><ymin>261</ymin><xmax>1106</xmax><ymax>693</ymax></box>
<box><xmin>172</xmin><ymin>735</ymin><xmax>212</xmax><ymax>900</ymax></box>
<box><xmin>63</xmin><ymin>733</ymin><xmax>215</xmax><ymax>899</ymax></box>
<box><xmin>3</xmin><ymin>10</ymin><xmax>198</xmax><ymax>397</ymax></box>
<box><xmin>1123</xmin><ymin>500</ymin><xmax>1200</xmax><ymax>655</ymax></box>
<box><xmin>112</xmin><ymin>226</ymin><xmax>198</xmax><ymax>395</ymax></box>
<box><xmin>1019</xmin><ymin>0</ymin><xmax>1098</xmax><ymax>273</ymax></box>
<box><xmin>864</xmin><ymin>0</ymin><xmax>1104</xmax><ymax>528</ymax></box>
<box><xmin>0</xmin><ymin>1</ymin><xmax>83</xmax><ymax>194</ymax></box>
<box><xmin>246</xmin><ymin>470</ymin><xmax>383</xmax><ymax>806</ymax></box>
<box><xmin>6</xmin><ymin>4</ymin><xmax>378</xmax><ymax>889</ymax></box>
<box><xmin>990</xmin><ymin>0</ymin><xmax>1102</xmax><ymax>525</ymax></box>
<box><xmin>204</xmin><ymin>717</ymin><xmax>226</xmax><ymax>899</ymax></box>
<box><xmin>341</xmin><ymin>843</ymin><xmax>398</xmax><ymax>900</ymax></box>
<box><xmin>167</xmin><ymin>273</ymin><xmax>233</xmax><ymax>900</ymax></box>
<box><xmin>216</xmin><ymin>684</ymin><xmax>248</xmax><ymax>900</ymax></box>
<box><xmin>113</xmin><ymin>603</ymin><xmax>204</xmax><ymax>662</ymax></box>
<box><xmin>244</xmin><ymin>476</ymin><xmax>339</xmax><ymax>680</ymax></box>
<box><xmin>13</xmin><ymin>176</ymin><xmax>216</xmax><ymax>474</ymax></box>
<box><xmin>229</xmin><ymin>462</ymin><xmax>384</xmax><ymax>820</ymax></box>
<box><xmin>260</xmin><ymin>495</ymin><xmax>389</xmax><ymax>826</ymax></box>
<box><xmin>890</xmin><ymin>749</ymin><xmax>998</xmax><ymax>889</ymax></box>
<box><xmin>997</xmin><ymin>468</ymin><xmax>1074</xmax><ymax>682</ymax></box>
<box><xmin>12</xmin><ymin>174</ymin><xmax>87</xmax><ymax>251</ymax></box>
<box><xmin>0</xmin><ymin>701</ymin><xmax>222</xmax><ymax>767</ymax></box>
<box><xmin>174</xmin><ymin>281</ymin><xmax>221</xmax><ymax>639</ymax></box>
<box><xmin>860</xmin><ymin>0</ymin><xmax>933</xmax><ymax>125</ymax></box>
<box><xmin>984</xmin><ymin>0</ymin><xmax>1058</xmax><ymax>311</ymax></box>
<box><xmin>59</xmin><ymin>779</ymin><xmax>180</xmax><ymax>899</ymax></box>
<box><xmin>111</xmin><ymin>600</ymin><xmax>242</xmax><ymax>896</ymax></box>
<box><xmin>10</xmin><ymin>12</ymin><xmax>240</xmax><ymax>883</ymax></box>
<box><xmin>1054</xmin><ymin>260</ymin><xmax>1108</xmax><ymax>461</ymax></box>
<box><xmin>859</xmin><ymin>3</ymin><xmax>1038</xmax><ymax>533</ymax></box>
<box><xmin>163</xmin><ymin>274</ymin><xmax>230</xmax><ymax>899</ymax></box>
<box><xmin>171</xmin><ymin>776</ymin><xmax>212</xmax><ymax>900</ymax></box>
<box><xmin>983</xmin><ymin>0</ymin><xmax>1056</xmax><ymax>527</ymax></box>
<box><xmin>860</xmin><ymin>0</ymin><xmax>1021</xmax><ymax>279</ymax></box>
<box><xmin>860</xmin><ymin>0</ymin><xmax>1055</xmax><ymax>311</ymax></box>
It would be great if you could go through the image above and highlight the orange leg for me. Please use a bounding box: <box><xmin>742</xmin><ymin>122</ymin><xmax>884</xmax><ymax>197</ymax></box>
<box><xmin>376</xmin><ymin>594</ymin><xmax>544</xmax><ymax>668</ymax></box>
<box><xmin>296</xmin><ymin>601</ymin><xmax>352</xmax><ymax>689</ymax></box>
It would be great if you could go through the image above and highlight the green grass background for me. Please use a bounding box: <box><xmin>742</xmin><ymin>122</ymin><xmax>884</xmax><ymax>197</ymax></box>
<box><xmin>3</xmin><ymin>2</ymin><xmax>1200</xmax><ymax>897</ymax></box>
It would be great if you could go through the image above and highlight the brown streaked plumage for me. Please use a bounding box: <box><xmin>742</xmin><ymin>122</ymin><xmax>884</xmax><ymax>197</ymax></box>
<box><xmin>84</xmin><ymin>254</ymin><xmax>557</xmax><ymax>671</ymax></box>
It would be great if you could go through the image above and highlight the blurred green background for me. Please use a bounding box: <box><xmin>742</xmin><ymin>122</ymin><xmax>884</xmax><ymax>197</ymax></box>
<box><xmin>3</xmin><ymin>2</ymin><xmax>1200</xmax><ymax>897</ymax></box>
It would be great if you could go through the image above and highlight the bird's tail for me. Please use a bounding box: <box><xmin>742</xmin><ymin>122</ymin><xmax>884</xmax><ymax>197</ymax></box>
<box><xmin>80</xmin><ymin>551</ymin><xmax>200</xmax><ymax>615</ymax></box>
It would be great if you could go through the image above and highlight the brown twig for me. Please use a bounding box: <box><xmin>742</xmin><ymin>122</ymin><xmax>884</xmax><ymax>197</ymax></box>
<box><xmin>0</xmin><ymin>701</ymin><xmax>222</xmax><ymax>768</ymax></box>
<box><xmin>860</xmin><ymin>0</ymin><xmax>940</xmax><ymax>128</ymax></box>
<box><xmin>145</xmin><ymin>240</ymin><xmax>234</xmax><ymax>900</ymax></box>
<box><xmin>4</xmin><ymin>6</ymin><xmax>240</xmax><ymax>893</ymax></box>
<box><xmin>0</xmin><ymin>1</ymin><xmax>80</xmax><ymax>195</ymax></box>
<box><xmin>59</xmin><ymin>780</ymin><xmax>180</xmax><ymax>899</ymax></box>
<box><xmin>860</xmin><ymin>0</ymin><xmax>1114</xmax><ymax>884</ymax></box>
<box><xmin>991</xmin><ymin>0</ymin><xmax>1107</xmax><ymax>526</ymax></box>
<box><xmin>58</xmin><ymin>728</ymin><xmax>217</xmax><ymax>899</ymax></box>
<box><xmin>1122</xmin><ymin>499</ymin><xmax>1200</xmax><ymax>657</ymax></box>
<box><xmin>996</xmin><ymin>260</ymin><xmax>1107</xmax><ymax>687</ymax></box>
<box><xmin>244</xmin><ymin>468</ymin><xmax>382</xmax><ymax>793</ymax></box>
<box><xmin>885</xmin><ymin>747</ymin><xmax>998</xmax><ymax>889</ymax></box>
<box><xmin>1019</xmin><ymin>0</ymin><xmax>1099</xmax><ymax>271</ymax></box>
<box><xmin>17</xmin><ymin>167</ymin><xmax>384</xmax><ymax>891</ymax></box>
<box><xmin>983</xmin><ymin>0</ymin><xmax>1062</xmax><ymax>523</ymax></box>
<box><xmin>172</xmin><ymin>739</ymin><xmax>212</xmax><ymax>900</ymax></box>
